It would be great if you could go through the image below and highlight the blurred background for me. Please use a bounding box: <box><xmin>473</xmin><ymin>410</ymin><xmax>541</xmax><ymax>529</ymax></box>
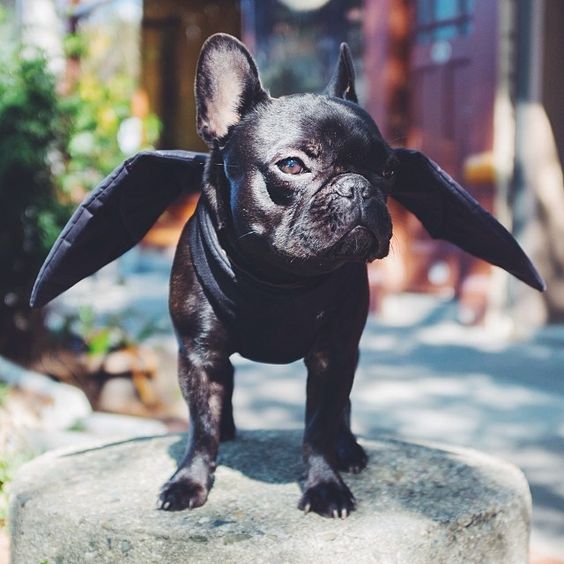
<box><xmin>0</xmin><ymin>0</ymin><xmax>563</xmax><ymax>561</ymax></box>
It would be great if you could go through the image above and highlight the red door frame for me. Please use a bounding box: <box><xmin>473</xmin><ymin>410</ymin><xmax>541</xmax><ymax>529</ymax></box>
<box><xmin>364</xmin><ymin>0</ymin><xmax>498</xmax><ymax>312</ymax></box>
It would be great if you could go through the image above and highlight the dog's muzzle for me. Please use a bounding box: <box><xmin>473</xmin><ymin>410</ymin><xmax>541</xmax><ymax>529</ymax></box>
<box><xmin>332</xmin><ymin>174</ymin><xmax>392</xmax><ymax>261</ymax></box>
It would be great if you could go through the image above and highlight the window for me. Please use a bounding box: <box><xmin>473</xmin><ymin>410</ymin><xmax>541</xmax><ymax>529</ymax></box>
<box><xmin>242</xmin><ymin>0</ymin><xmax>364</xmax><ymax>100</ymax></box>
<box><xmin>415</xmin><ymin>0</ymin><xmax>474</xmax><ymax>43</ymax></box>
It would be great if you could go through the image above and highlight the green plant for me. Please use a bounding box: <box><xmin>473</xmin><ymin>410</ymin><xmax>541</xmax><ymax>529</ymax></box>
<box><xmin>0</xmin><ymin>12</ymin><xmax>160</xmax><ymax>361</ymax></box>
<box><xmin>67</xmin><ymin>419</ymin><xmax>87</xmax><ymax>432</ymax></box>
<box><xmin>0</xmin><ymin>451</ymin><xmax>32</xmax><ymax>527</ymax></box>
<box><xmin>52</xmin><ymin>306</ymin><xmax>168</xmax><ymax>357</ymax></box>
<box><xmin>63</xmin><ymin>33</ymin><xmax>87</xmax><ymax>59</ymax></box>
<box><xmin>59</xmin><ymin>74</ymin><xmax>158</xmax><ymax>198</ymax></box>
<box><xmin>0</xmin><ymin>383</ymin><xmax>8</xmax><ymax>407</ymax></box>
<box><xmin>58</xmin><ymin>32</ymin><xmax>160</xmax><ymax>200</ymax></box>
<box><xmin>0</xmin><ymin>43</ymin><xmax>72</xmax><ymax>359</ymax></box>
<box><xmin>0</xmin><ymin>458</ymin><xmax>11</xmax><ymax>526</ymax></box>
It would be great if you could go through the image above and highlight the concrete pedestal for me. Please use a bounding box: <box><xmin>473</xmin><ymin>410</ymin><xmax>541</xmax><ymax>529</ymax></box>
<box><xmin>9</xmin><ymin>430</ymin><xmax>531</xmax><ymax>563</ymax></box>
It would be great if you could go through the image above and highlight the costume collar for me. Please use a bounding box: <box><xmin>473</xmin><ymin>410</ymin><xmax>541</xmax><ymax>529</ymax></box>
<box><xmin>193</xmin><ymin>199</ymin><xmax>328</xmax><ymax>295</ymax></box>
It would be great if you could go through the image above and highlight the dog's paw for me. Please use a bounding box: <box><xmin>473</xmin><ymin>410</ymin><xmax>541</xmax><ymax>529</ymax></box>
<box><xmin>298</xmin><ymin>480</ymin><xmax>356</xmax><ymax>519</ymax></box>
<box><xmin>336</xmin><ymin>435</ymin><xmax>368</xmax><ymax>474</ymax></box>
<box><xmin>158</xmin><ymin>477</ymin><xmax>209</xmax><ymax>511</ymax></box>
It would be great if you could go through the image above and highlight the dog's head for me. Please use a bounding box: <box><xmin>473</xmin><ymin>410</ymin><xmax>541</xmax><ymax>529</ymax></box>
<box><xmin>196</xmin><ymin>34</ymin><xmax>393</xmax><ymax>279</ymax></box>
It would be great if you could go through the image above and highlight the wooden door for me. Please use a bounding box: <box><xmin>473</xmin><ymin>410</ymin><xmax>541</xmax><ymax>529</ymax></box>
<box><xmin>140</xmin><ymin>0</ymin><xmax>241</xmax><ymax>247</ymax></box>
<box><xmin>403</xmin><ymin>0</ymin><xmax>498</xmax><ymax>298</ymax></box>
<box><xmin>142</xmin><ymin>0</ymin><xmax>241</xmax><ymax>152</ymax></box>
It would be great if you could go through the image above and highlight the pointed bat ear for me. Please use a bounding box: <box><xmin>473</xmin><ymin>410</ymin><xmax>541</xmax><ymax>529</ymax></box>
<box><xmin>325</xmin><ymin>43</ymin><xmax>358</xmax><ymax>103</ymax></box>
<box><xmin>391</xmin><ymin>148</ymin><xmax>546</xmax><ymax>292</ymax></box>
<box><xmin>196</xmin><ymin>33</ymin><xmax>269</xmax><ymax>145</ymax></box>
<box><xmin>30</xmin><ymin>151</ymin><xmax>208</xmax><ymax>308</ymax></box>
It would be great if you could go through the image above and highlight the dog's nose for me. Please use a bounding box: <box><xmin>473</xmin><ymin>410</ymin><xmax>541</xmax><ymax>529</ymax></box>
<box><xmin>335</xmin><ymin>176</ymin><xmax>372</xmax><ymax>200</ymax></box>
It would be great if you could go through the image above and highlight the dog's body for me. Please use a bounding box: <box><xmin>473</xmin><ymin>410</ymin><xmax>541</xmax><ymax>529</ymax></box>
<box><xmin>31</xmin><ymin>33</ymin><xmax>545</xmax><ymax>520</ymax></box>
<box><xmin>160</xmin><ymin>36</ymin><xmax>393</xmax><ymax>517</ymax></box>
<box><xmin>165</xmin><ymin>202</ymin><xmax>370</xmax><ymax>516</ymax></box>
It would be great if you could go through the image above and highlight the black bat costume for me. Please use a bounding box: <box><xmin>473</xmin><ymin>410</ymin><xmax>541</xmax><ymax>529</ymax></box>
<box><xmin>30</xmin><ymin>149</ymin><xmax>545</xmax><ymax>349</ymax></box>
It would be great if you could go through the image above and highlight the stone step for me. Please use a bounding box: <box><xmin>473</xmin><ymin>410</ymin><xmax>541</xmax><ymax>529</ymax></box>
<box><xmin>8</xmin><ymin>430</ymin><xmax>531</xmax><ymax>563</ymax></box>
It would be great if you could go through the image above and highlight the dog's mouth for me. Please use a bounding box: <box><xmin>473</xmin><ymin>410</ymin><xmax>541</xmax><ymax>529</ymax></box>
<box><xmin>231</xmin><ymin>223</ymin><xmax>389</xmax><ymax>279</ymax></box>
<box><xmin>332</xmin><ymin>226</ymin><xmax>388</xmax><ymax>262</ymax></box>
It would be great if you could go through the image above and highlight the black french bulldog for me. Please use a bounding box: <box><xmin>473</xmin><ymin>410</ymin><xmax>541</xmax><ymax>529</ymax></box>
<box><xmin>161</xmin><ymin>35</ymin><xmax>393</xmax><ymax>519</ymax></box>
<box><xmin>157</xmin><ymin>34</ymin><xmax>543</xmax><ymax>518</ymax></box>
<box><xmin>31</xmin><ymin>33</ymin><xmax>544</xmax><ymax>519</ymax></box>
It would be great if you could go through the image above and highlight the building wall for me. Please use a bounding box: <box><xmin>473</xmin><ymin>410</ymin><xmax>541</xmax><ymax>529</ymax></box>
<box><xmin>510</xmin><ymin>0</ymin><xmax>564</xmax><ymax>325</ymax></box>
<box><xmin>536</xmin><ymin>0</ymin><xmax>564</xmax><ymax>321</ymax></box>
<box><xmin>542</xmin><ymin>0</ymin><xmax>564</xmax><ymax>171</ymax></box>
<box><xmin>142</xmin><ymin>0</ymin><xmax>241</xmax><ymax>152</ymax></box>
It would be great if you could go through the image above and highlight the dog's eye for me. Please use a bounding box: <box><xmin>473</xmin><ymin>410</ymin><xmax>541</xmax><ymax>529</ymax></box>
<box><xmin>381</xmin><ymin>164</ymin><xmax>396</xmax><ymax>179</ymax></box>
<box><xmin>277</xmin><ymin>157</ymin><xmax>308</xmax><ymax>175</ymax></box>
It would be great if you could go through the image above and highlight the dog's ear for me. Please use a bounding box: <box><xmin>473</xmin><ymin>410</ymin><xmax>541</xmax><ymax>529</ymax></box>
<box><xmin>325</xmin><ymin>43</ymin><xmax>358</xmax><ymax>103</ymax></box>
<box><xmin>196</xmin><ymin>33</ymin><xmax>268</xmax><ymax>145</ymax></box>
<box><xmin>391</xmin><ymin>149</ymin><xmax>546</xmax><ymax>291</ymax></box>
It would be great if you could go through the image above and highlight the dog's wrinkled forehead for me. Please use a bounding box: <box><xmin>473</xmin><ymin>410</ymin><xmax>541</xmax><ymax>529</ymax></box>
<box><xmin>236</xmin><ymin>94</ymin><xmax>390</xmax><ymax>164</ymax></box>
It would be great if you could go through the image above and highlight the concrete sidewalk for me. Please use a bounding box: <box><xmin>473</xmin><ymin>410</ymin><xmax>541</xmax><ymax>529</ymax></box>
<box><xmin>55</xmin><ymin>259</ymin><xmax>564</xmax><ymax>559</ymax></box>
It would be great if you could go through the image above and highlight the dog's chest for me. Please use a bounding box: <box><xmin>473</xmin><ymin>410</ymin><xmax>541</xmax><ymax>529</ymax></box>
<box><xmin>226</xmin><ymin>282</ymin><xmax>337</xmax><ymax>363</ymax></box>
<box><xmin>188</xmin><ymin>204</ymin><xmax>362</xmax><ymax>363</ymax></box>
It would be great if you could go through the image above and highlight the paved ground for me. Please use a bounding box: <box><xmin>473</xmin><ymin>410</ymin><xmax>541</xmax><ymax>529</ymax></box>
<box><xmin>56</xmin><ymin>251</ymin><xmax>564</xmax><ymax>559</ymax></box>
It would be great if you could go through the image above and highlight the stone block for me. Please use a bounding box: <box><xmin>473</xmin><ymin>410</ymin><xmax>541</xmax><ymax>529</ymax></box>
<box><xmin>9</xmin><ymin>431</ymin><xmax>531</xmax><ymax>563</ymax></box>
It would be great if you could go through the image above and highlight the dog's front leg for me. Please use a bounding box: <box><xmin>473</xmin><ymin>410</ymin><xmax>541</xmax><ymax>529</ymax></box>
<box><xmin>299</xmin><ymin>347</ymin><xmax>361</xmax><ymax>518</ymax></box>
<box><xmin>159</xmin><ymin>341</ymin><xmax>233</xmax><ymax>511</ymax></box>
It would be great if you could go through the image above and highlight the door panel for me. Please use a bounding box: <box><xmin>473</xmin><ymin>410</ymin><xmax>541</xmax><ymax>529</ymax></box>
<box><xmin>404</xmin><ymin>0</ymin><xmax>497</xmax><ymax>297</ymax></box>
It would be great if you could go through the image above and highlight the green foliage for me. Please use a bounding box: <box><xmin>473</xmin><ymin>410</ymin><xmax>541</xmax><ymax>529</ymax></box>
<box><xmin>59</xmin><ymin>73</ymin><xmax>159</xmax><ymax>196</ymax></box>
<box><xmin>53</xmin><ymin>306</ymin><xmax>168</xmax><ymax>357</ymax></box>
<box><xmin>0</xmin><ymin>383</ymin><xmax>8</xmax><ymax>407</ymax></box>
<box><xmin>58</xmin><ymin>31</ymin><xmax>160</xmax><ymax>198</ymax></box>
<box><xmin>0</xmin><ymin>46</ymin><xmax>72</xmax><ymax>357</ymax></box>
<box><xmin>0</xmin><ymin>52</ymin><xmax>69</xmax><ymax>249</ymax></box>
<box><xmin>0</xmin><ymin>459</ymin><xmax>10</xmax><ymax>526</ymax></box>
<box><xmin>0</xmin><ymin>11</ymin><xmax>160</xmax><ymax>359</ymax></box>
<box><xmin>67</xmin><ymin>419</ymin><xmax>87</xmax><ymax>432</ymax></box>
<box><xmin>0</xmin><ymin>451</ymin><xmax>32</xmax><ymax>527</ymax></box>
<box><xmin>63</xmin><ymin>33</ymin><xmax>87</xmax><ymax>59</ymax></box>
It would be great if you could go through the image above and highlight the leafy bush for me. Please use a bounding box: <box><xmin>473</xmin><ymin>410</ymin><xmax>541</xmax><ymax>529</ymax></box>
<box><xmin>59</xmin><ymin>31</ymin><xmax>160</xmax><ymax>201</ymax></box>
<box><xmin>0</xmin><ymin>12</ymin><xmax>160</xmax><ymax>361</ymax></box>
<box><xmin>49</xmin><ymin>305</ymin><xmax>168</xmax><ymax>357</ymax></box>
<box><xmin>0</xmin><ymin>448</ymin><xmax>32</xmax><ymax>527</ymax></box>
<box><xmin>0</xmin><ymin>49</ymin><xmax>72</xmax><ymax>359</ymax></box>
<box><xmin>59</xmin><ymin>72</ymin><xmax>159</xmax><ymax>200</ymax></box>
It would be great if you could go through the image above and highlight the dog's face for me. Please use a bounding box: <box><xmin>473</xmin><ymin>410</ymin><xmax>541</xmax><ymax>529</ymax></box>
<box><xmin>196</xmin><ymin>35</ymin><xmax>393</xmax><ymax>277</ymax></box>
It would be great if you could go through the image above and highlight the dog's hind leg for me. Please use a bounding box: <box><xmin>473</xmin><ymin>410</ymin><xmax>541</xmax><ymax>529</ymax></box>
<box><xmin>219</xmin><ymin>365</ymin><xmax>236</xmax><ymax>441</ymax></box>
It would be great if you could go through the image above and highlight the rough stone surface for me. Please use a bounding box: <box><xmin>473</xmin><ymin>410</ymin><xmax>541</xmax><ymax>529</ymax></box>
<box><xmin>9</xmin><ymin>431</ymin><xmax>531</xmax><ymax>564</ymax></box>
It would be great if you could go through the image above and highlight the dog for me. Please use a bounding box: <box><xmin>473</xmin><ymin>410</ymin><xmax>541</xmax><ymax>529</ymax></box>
<box><xmin>31</xmin><ymin>33</ymin><xmax>544</xmax><ymax>519</ymax></box>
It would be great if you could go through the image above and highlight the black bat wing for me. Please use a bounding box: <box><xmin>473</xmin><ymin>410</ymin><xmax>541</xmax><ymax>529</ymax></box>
<box><xmin>392</xmin><ymin>148</ymin><xmax>545</xmax><ymax>291</ymax></box>
<box><xmin>30</xmin><ymin>150</ymin><xmax>208</xmax><ymax>308</ymax></box>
